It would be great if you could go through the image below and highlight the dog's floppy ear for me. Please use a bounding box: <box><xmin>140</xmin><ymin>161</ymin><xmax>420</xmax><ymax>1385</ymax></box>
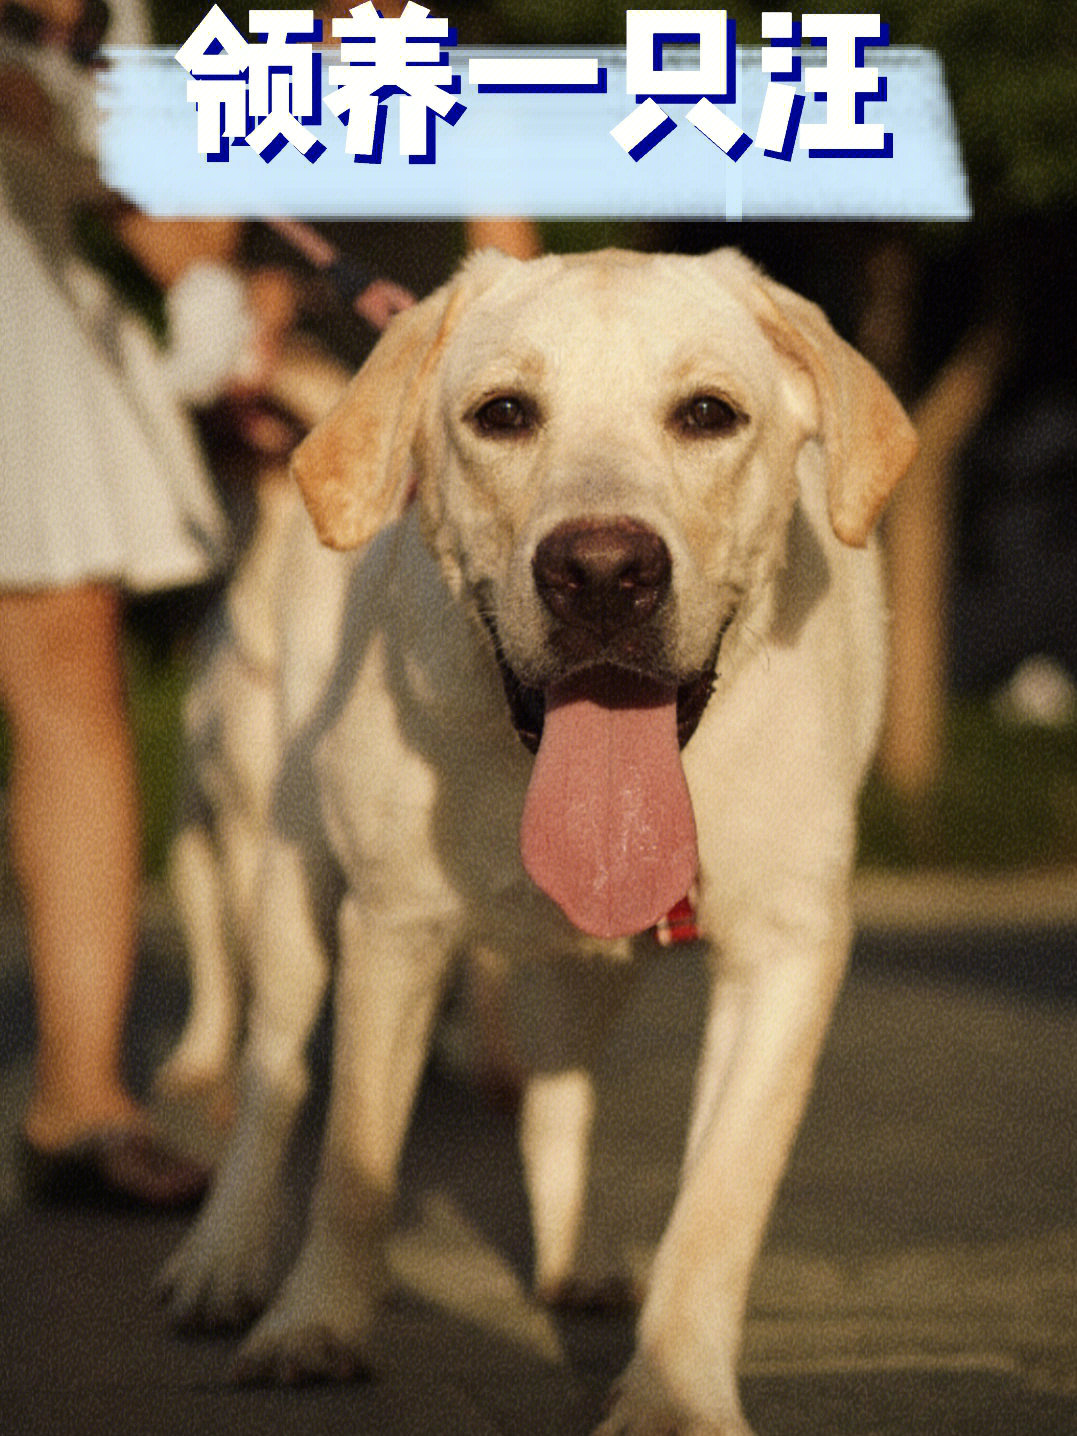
<box><xmin>290</xmin><ymin>281</ymin><xmax>462</xmax><ymax>550</ymax></box>
<box><xmin>736</xmin><ymin>257</ymin><xmax>918</xmax><ymax>547</ymax></box>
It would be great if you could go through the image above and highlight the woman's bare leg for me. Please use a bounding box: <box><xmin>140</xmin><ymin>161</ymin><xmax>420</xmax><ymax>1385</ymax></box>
<box><xmin>0</xmin><ymin>582</ymin><xmax>144</xmax><ymax>1148</ymax></box>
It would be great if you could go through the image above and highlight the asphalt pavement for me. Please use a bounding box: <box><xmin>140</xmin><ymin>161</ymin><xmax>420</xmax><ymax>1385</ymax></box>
<box><xmin>0</xmin><ymin>877</ymin><xmax>1074</xmax><ymax>1436</ymax></box>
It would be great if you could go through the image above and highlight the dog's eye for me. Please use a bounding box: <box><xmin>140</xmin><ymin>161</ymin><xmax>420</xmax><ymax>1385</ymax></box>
<box><xmin>473</xmin><ymin>396</ymin><xmax>534</xmax><ymax>435</ymax></box>
<box><xmin>675</xmin><ymin>395</ymin><xmax>744</xmax><ymax>435</ymax></box>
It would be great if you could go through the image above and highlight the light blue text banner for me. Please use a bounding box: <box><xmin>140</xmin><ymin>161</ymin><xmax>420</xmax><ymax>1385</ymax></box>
<box><xmin>98</xmin><ymin>46</ymin><xmax>969</xmax><ymax>221</ymax></box>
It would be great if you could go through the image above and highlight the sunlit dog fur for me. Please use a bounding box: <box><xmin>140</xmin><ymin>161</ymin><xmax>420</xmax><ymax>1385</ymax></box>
<box><xmin>161</xmin><ymin>248</ymin><xmax>916</xmax><ymax>1436</ymax></box>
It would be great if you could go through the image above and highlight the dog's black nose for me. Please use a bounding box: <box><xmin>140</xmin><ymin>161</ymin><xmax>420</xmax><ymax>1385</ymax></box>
<box><xmin>533</xmin><ymin>518</ymin><xmax>671</xmax><ymax>636</ymax></box>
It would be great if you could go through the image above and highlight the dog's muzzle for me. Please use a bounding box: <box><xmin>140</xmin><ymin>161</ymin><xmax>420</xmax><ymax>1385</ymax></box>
<box><xmin>481</xmin><ymin>515</ymin><xmax>726</xmax><ymax>755</ymax></box>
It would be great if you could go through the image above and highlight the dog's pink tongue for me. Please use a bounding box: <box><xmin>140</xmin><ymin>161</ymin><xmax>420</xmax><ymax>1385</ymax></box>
<box><xmin>520</xmin><ymin>669</ymin><xmax>698</xmax><ymax>939</ymax></box>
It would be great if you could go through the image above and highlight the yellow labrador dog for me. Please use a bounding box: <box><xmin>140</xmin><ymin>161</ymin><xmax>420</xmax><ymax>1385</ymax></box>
<box><xmin>163</xmin><ymin>248</ymin><xmax>916</xmax><ymax>1436</ymax></box>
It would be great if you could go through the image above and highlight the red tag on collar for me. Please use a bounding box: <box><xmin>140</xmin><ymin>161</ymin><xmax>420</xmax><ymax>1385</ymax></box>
<box><xmin>652</xmin><ymin>893</ymin><xmax>700</xmax><ymax>946</ymax></box>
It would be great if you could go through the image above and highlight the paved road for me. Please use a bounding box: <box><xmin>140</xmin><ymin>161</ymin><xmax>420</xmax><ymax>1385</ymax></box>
<box><xmin>0</xmin><ymin>900</ymin><xmax>1074</xmax><ymax>1436</ymax></box>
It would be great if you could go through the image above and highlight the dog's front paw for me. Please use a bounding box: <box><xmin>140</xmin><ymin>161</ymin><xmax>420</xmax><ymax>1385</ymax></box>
<box><xmin>230</xmin><ymin>1245</ymin><xmax>377</xmax><ymax>1385</ymax></box>
<box><xmin>158</xmin><ymin>1190</ymin><xmax>283</xmax><ymax>1330</ymax></box>
<box><xmin>593</xmin><ymin>1353</ymin><xmax>755</xmax><ymax>1436</ymax></box>
<box><xmin>233</xmin><ymin>1307</ymin><xmax>373</xmax><ymax>1385</ymax></box>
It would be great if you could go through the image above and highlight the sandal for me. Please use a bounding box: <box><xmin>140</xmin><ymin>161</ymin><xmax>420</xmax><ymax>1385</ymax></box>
<box><xmin>17</xmin><ymin>1128</ymin><xmax>211</xmax><ymax>1211</ymax></box>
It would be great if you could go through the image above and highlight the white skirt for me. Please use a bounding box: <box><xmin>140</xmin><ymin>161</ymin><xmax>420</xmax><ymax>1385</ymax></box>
<box><xmin>0</xmin><ymin>215</ymin><xmax>227</xmax><ymax>595</ymax></box>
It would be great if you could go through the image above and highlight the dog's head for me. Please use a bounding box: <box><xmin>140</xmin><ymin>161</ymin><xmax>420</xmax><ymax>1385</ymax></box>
<box><xmin>293</xmin><ymin>248</ymin><xmax>916</xmax><ymax>936</ymax></box>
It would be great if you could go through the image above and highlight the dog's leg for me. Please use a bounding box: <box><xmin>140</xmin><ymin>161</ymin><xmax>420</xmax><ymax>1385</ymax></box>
<box><xmin>522</xmin><ymin>1067</ymin><xmax>596</xmax><ymax>1302</ymax></box>
<box><xmin>232</xmin><ymin>893</ymin><xmax>456</xmax><ymax>1382</ymax></box>
<box><xmin>517</xmin><ymin>958</ymin><xmax>637</xmax><ymax>1306</ymax></box>
<box><xmin>218</xmin><ymin>806</ymin><xmax>264</xmax><ymax>954</ymax></box>
<box><xmin>160</xmin><ymin>835</ymin><xmax>331</xmax><ymax>1329</ymax></box>
<box><xmin>158</xmin><ymin>818</ymin><xmax>241</xmax><ymax>1104</ymax></box>
<box><xmin>596</xmin><ymin>897</ymin><xmax>851</xmax><ymax>1436</ymax></box>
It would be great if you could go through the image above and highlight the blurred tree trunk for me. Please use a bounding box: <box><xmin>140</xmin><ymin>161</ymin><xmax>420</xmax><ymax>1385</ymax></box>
<box><xmin>856</xmin><ymin>233</ymin><xmax>1009</xmax><ymax>799</ymax></box>
<box><xmin>881</xmin><ymin>321</ymin><xmax>1008</xmax><ymax>798</ymax></box>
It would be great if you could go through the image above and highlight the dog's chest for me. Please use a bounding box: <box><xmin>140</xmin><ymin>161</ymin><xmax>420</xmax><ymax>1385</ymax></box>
<box><xmin>315</xmin><ymin>597</ymin><xmax>537</xmax><ymax>901</ymax></box>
